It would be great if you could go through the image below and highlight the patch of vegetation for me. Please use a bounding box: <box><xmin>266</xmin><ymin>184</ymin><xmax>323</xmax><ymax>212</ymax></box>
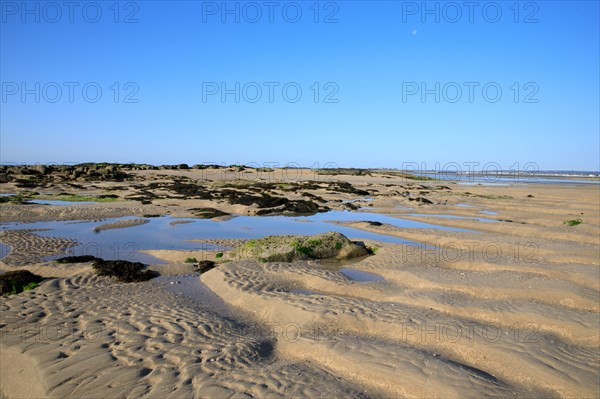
<box><xmin>244</xmin><ymin>239</ymin><xmax>257</xmax><ymax>248</ymax></box>
<box><xmin>55</xmin><ymin>255</ymin><xmax>102</xmax><ymax>263</ymax></box>
<box><xmin>215</xmin><ymin>252</ymin><xmax>224</xmax><ymax>259</ymax></box>
<box><xmin>294</xmin><ymin>239</ymin><xmax>326</xmax><ymax>257</ymax></box>
<box><xmin>184</xmin><ymin>257</ymin><xmax>198</xmax><ymax>263</ymax></box>
<box><xmin>0</xmin><ymin>195</ymin><xmax>29</xmax><ymax>204</ymax></box>
<box><xmin>293</xmin><ymin>242</ymin><xmax>313</xmax><ymax>257</ymax></box>
<box><xmin>0</xmin><ymin>270</ymin><xmax>43</xmax><ymax>296</ymax></box>
<box><xmin>563</xmin><ymin>218</ymin><xmax>583</xmax><ymax>226</ymax></box>
<box><xmin>405</xmin><ymin>175</ymin><xmax>435</xmax><ymax>181</ymax></box>
<box><xmin>143</xmin><ymin>214</ymin><xmax>162</xmax><ymax>218</ymax></box>
<box><xmin>92</xmin><ymin>259</ymin><xmax>159</xmax><ymax>282</ymax></box>
<box><xmin>23</xmin><ymin>282</ymin><xmax>39</xmax><ymax>291</ymax></box>
<box><xmin>316</xmin><ymin>168</ymin><xmax>372</xmax><ymax>176</ymax></box>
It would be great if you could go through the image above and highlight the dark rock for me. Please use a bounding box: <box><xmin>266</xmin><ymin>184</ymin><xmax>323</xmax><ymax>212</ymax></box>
<box><xmin>92</xmin><ymin>259</ymin><xmax>159</xmax><ymax>282</ymax></box>
<box><xmin>301</xmin><ymin>192</ymin><xmax>327</xmax><ymax>203</ymax></box>
<box><xmin>365</xmin><ymin>221</ymin><xmax>383</xmax><ymax>226</ymax></box>
<box><xmin>256</xmin><ymin>200</ymin><xmax>326</xmax><ymax>216</ymax></box>
<box><xmin>196</xmin><ymin>260</ymin><xmax>217</xmax><ymax>273</ymax></box>
<box><xmin>55</xmin><ymin>255</ymin><xmax>102</xmax><ymax>264</ymax></box>
<box><xmin>415</xmin><ymin>197</ymin><xmax>433</xmax><ymax>204</ymax></box>
<box><xmin>188</xmin><ymin>208</ymin><xmax>230</xmax><ymax>219</ymax></box>
<box><xmin>327</xmin><ymin>181</ymin><xmax>370</xmax><ymax>195</ymax></box>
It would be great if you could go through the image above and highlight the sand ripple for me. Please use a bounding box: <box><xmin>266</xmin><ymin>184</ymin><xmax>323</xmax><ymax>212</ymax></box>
<box><xmin>0</xmin><ymin>230</ymin><xmax>78</xmax><ymax>266</ymax></box>
<box><xmin>0</xmin><ymin>273</ymin><xmax>368</xmax><ymax>398</ymax></box>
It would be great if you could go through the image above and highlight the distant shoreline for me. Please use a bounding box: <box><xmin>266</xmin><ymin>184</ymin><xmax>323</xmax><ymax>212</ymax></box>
<box><xmin>1</xmin><ymin>163</ymin><xmax>598</xmax><ymax>177</ymax></box>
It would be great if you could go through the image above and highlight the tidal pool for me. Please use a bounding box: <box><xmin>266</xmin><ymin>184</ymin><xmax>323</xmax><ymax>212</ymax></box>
<box><xmin>339</xmin><ymin>268</ymin><xmax>385</xmax><ymax>282</ymax></box>
<box><xmin>0</xmin><ymin>211</ymin><xmax>468</xmax><ymax>264</ymax></box>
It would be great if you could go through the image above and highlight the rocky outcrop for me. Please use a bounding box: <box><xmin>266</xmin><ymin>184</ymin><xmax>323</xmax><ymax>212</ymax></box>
<box><xmin>92</xmin><ymin>259</ymin><xmax>158</xmax><ymax>282</ymax></box>
<box><xmin>0</xmin><ymin>164</ymin><xmax>131</xmax><ymax>186</ymax></box>
<box><xmin>228</xmin><ymin>232</ymin><xmax>369</xmax><ymax>263</ymax></box>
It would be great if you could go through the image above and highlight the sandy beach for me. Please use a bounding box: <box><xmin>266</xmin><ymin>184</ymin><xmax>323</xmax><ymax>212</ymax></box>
<box><xmin>1</xmin><ymin>166</ymin><xmax>599</xmax><ymax>398</ymax></box>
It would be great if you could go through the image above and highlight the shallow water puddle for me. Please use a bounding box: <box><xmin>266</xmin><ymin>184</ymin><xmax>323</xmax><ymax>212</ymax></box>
<box><xmin>0</xmin><ymin>211</ymin><xmax>466</xmax><ymax>263</ymax></box>
<box><xmin>0</xmin><ymin>243</ymin><xmax>10</xmax><ymax>259</ymax></box>
<box><xmin>480</xmin><ymin>211</ymin><xmax>497</xmax><ymax>215</ymax></box>
<box><xmin>339</xmin><ymin>268</ymin><xmax>385</xmax><ymax>282</ymax></box>
<box><xmin>0</xmin><ymin>216</ymin><xmax>210</xmax><ymax>264</ymax></box>
<box><xmin>315</xmin><ymin>211</ymin><xmax>471</xmax><ymax>232</ymax></box>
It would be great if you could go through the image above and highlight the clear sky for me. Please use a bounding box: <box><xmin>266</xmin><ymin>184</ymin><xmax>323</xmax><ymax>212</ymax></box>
<box><xmin>1</xmin><ymin>1</ymin><xmax>599</xmax><ymax>171</ymax></box>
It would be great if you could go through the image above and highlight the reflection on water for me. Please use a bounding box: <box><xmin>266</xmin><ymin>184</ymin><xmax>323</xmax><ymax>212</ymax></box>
<box><xmin>0</xmin><ymin>211</ymin><xmax>468</xmax><ymax>263</ymax></box>
<box><xmin>339</xmin><ymin>268</ymin><xmax>385</xmax><ymax>282</ymax></box>
<box><xmin>0</xmin><ymin>243</ymin><xmax>10</xmax><ymax>260</ymax></box>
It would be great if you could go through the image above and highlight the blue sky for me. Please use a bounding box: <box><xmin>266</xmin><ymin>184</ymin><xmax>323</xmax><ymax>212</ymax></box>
<box><xmin>1</xmin><ymin>1</ymin><xmax>599</xmax><ymax>171</ymax></box>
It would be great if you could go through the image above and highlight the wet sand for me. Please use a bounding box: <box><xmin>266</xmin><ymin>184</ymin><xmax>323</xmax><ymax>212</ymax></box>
<box><xmin>93</xmin><ymin>219</ymin><xmax>150</xmax><ymax>232</ymax></box>
<box><xmin>1</xmin><ymin>168</ymin><xmax>598</xmax><ymax>398</ymax></box>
